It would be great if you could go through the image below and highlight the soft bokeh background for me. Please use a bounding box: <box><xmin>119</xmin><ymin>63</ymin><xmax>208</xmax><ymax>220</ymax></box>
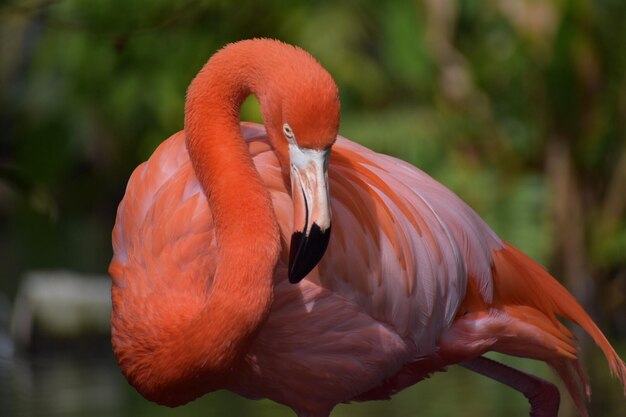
<box><xmin>1</xmin><ymin>0</ymin><xmax>625</xmax><ymax>416</ymax></box>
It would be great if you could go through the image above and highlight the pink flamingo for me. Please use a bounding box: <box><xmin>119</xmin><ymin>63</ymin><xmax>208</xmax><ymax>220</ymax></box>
<box><xmin>109</xmin><ymin>39</ymin><xmax>626</xmax><ymax>417</ymax></box>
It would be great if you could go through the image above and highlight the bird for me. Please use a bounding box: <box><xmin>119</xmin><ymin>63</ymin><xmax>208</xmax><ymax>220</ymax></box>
<box><xmin>109</xmin><ymin>38</ymin><xmax>626</xmax><ymax>417</ymax></box>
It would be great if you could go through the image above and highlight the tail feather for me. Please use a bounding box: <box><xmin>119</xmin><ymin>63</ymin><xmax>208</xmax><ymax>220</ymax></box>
<box><xmin>550</xmin><ymin>359</ymin><xmax>590</xmax><ymax>417</ymax></box>
<box><xmin>492</xmin><ymin>242</ymin><xmax>626</xmax><ymax>395</ymax></box>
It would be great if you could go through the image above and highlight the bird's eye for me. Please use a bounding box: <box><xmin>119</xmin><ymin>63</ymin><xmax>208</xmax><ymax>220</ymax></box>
<box><xmin>283</xmin><ymin>123</ymin><xmax>294</xmax><ymax>139</ymax></box>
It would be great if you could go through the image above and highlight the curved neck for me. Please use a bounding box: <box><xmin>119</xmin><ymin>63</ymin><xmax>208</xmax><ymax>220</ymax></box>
<box><xmin>158</xmin><ymin>45</ymin><xmax>282</xmax><ymax>405</ymax></box>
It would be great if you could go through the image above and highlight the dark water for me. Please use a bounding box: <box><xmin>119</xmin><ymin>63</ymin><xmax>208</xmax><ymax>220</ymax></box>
<box><xmin>1</xmin><ymin>348</ymin><xmax>624</xmax><ymax>417</ymax></box>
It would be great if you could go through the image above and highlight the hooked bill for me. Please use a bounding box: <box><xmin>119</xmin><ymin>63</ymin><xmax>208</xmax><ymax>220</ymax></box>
<box><xmin>288</xmin><ymin>224</ymin><xmax>331</xmax><ymax>283</ymax></box>
<box><xmin>287</xmin><ymin>143</ymin><xmax>332</xmax><ymax>283</ymax></box>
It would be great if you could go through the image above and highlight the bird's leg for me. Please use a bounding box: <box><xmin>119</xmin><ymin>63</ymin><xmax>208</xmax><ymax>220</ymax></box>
<box><xmin>460</xmin><ymin>356</ymin><xmax>560</xmax><ymax>417</ymax></box>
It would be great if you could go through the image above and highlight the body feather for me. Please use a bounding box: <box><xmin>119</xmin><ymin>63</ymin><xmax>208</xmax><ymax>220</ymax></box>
<box><xmin>111</xmin><ymin>122</ymin><xmax>625</xmax><ymax>414</ymax></box>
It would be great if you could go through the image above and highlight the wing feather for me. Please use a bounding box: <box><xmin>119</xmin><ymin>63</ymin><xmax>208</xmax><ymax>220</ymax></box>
<box><xmin>320</xmin><ymin>135</ymin><xmax>502</xmax><ymax>352</ymax></box>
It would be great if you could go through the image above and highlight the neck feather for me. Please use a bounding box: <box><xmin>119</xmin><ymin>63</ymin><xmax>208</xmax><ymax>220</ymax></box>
<box><xmin>151</xmin><ymin>41</ymin><xmax>283</xmax><ymax>406</ymax></box>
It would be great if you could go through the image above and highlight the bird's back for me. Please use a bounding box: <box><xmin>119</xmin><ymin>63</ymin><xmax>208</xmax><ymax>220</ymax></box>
<box><xmin>111</xmin><ymin>122</ymin><xmax>503</xmax><ymax>355</ymax></box>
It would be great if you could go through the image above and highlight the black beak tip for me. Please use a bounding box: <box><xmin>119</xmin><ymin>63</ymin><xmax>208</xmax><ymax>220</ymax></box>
<box><xmin>288</xmin><ymin>270</ymin><xmax>304</xmax><ymax>284</ymax></box>
<box><xmin>288</xmin><ymin>223</ymin><xmax>331</xmax><ymax>284</ymax></box>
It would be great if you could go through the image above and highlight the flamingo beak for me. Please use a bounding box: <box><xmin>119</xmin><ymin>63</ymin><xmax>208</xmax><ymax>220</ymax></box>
<box><xmin>288</xmin><ymin>145</ymin><xmax>332</xmax><ymax>283</ymax></box>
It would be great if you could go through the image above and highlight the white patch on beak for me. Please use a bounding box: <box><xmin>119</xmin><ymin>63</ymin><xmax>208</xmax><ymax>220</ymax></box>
<box><xmin>289</xmin><ymin>144</ymin><xmax>331</xmax><ymax>232</ymax></box>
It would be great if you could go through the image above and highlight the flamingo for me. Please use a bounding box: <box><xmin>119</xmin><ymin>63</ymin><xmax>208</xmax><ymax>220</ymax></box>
<box><xmin>109</xmin><ymin>39</ymin><xmax>626</xmax><ymax>417</ymax></box>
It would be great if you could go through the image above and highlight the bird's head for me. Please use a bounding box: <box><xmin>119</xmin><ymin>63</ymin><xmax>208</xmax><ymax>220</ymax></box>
<box><xmin>259</xmin><ymin>44</ymin><xmax>340</xmax><ymax>284</ymax></box>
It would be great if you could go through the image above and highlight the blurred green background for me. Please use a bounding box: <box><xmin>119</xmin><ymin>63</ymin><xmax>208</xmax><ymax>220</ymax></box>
<box><xmin>0</xmin><ymin>0</ymin><xmax>625</xmax><ymax>416</ymax></box>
